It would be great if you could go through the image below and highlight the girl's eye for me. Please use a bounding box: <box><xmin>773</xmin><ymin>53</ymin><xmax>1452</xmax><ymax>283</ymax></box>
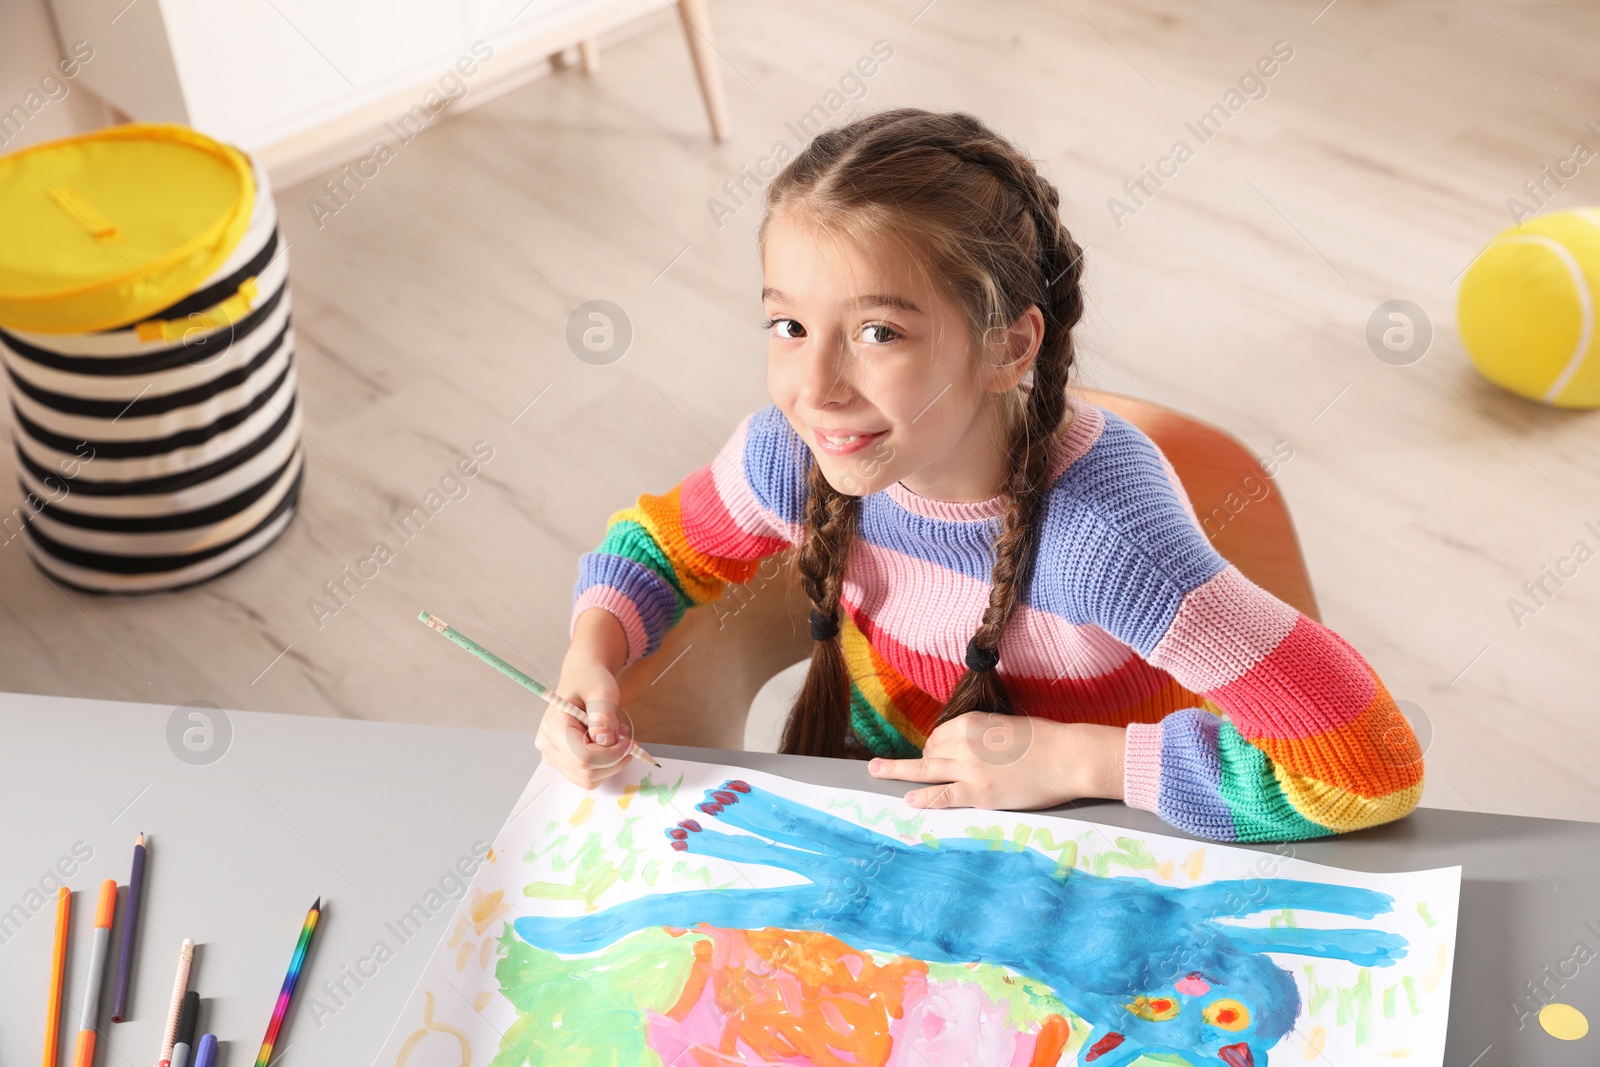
<box><xmin>859</xmin><ymin>323</ymin><xmax>901</xmax><ymax>345</ymax></box>
<box><xmin>764</xmin><ymin>317</ymin><xmax>805</xmax><ymax>340</ymax></box>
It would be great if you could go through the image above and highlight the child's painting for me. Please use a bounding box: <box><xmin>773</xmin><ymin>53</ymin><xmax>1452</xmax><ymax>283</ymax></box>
<box><xmin>378</xmin><ymin>758</ymin><xmax>1460</xmax><ymax>1066</ymax></box>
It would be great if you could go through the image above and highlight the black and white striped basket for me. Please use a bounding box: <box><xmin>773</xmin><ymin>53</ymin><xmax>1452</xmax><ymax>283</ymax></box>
<box><xmin>0</xmin><ymin>157</ymin><xmax>303</xmax><ymax>593</ymax></box>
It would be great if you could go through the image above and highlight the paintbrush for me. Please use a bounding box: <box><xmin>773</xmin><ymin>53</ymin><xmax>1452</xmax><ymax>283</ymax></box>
<box><xmin>418</xmin><ymin>610</ymin><xmax>661</xmax><ymax>768</ymax></box>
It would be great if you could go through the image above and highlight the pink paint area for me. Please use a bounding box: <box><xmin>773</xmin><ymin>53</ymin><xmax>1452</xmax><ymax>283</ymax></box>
<box><xmin>644</xmin><ymin>979</ymin><xmax>765</xmax><ymax>1066</ymax></box>
<box><xmin>885</xmin><ymin>972</ymin><xmax>1053</xmax><ymax>1067</ymax></box>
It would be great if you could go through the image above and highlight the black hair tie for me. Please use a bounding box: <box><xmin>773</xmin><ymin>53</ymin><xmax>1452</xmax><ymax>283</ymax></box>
<box><xmin>965</xmin><ymin>635</ymin><xmax>1000</xmax><ymax>673</ymax></box>
<box><xmin>810</xmin><ymin>608</ymin><xmax>841</xmax><ymax>641</ymax></box>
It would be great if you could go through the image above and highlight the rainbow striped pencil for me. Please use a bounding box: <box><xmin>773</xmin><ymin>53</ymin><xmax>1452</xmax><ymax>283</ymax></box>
<box><xmin>253</xmin><ymin>898</ymin><xmax>320</xmax><ymax>1067</ymax></box>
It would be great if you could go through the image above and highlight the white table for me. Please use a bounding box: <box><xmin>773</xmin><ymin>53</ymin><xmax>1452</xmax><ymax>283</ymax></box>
<box><xmin>2</xmin><ymin>691</ymin><xmax>1596</xmax><ymax>1065</ymax></box>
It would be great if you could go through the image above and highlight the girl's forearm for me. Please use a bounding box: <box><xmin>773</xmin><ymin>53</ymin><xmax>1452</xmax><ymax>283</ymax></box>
<box><xmin>570</xmin><ymin>607</ymin><xmax>629</xmax><ymax>675</ymax></box>
<box><xmin>1049</xmin><ymin>723</ymin><xmax>1126</xmax><ymax>801</ymax></box>
<box><xmin>1080</xmin><ymin>723</ymin><xmax>1126</xmax><ymax>800</ymax></box>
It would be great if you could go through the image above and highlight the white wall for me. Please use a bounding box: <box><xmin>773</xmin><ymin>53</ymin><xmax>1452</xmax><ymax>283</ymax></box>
<box><xmin>0</xmin><ymin>0</ymin><xmax>110</xmax><ymax>153</ymax></box>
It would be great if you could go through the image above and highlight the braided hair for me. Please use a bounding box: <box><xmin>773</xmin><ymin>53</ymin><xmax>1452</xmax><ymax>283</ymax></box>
<box><xmin>762</xmin><ymin>109</ymin><xmax>1089</xmax><ymax>758</ymax></box>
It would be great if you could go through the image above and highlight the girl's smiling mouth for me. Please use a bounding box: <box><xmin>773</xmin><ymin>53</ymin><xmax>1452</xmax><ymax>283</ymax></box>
<box><xmin>812</xmin><ymin>427</ymin><xmax>888</xmax><ymax>456</ymax></box>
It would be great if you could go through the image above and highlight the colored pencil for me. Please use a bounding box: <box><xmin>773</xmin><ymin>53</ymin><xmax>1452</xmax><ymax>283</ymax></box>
<box><xmin>253</xmin><ymin>898</ymin><xmax>320</xmax><ymax>1067</ymax></box>
<box><xmin>157</xmin><ymin>940</ymin><xmax>194</xmax><ymax>1067</ymax></box>
<box><xmin>110</xmin><ymin>833</ymin><xmax>146</xmax><ymax>1023</ymax></box>
<box><xmin>418</xmin><ymin>610</ymin><xmax>661</xmax><ymax>767</ymax></box>
<box><xmin>169</xmin><ymin>991</ymin><xmax>197</xmax><ymax>1067</ymax></box>
<box><xmin>43</xmin><ymin>885</ymin><xmax>69</xmax><ymax>1067</ymax></box>
<box><xmin>191</xmin><ymin>1035</ymin><xmax>216</xmax><ymax>1067</ymax></box>
<box><xmin>71</xmin><ymin>879</ymin><xmax>117</xmax><ymax>1067</ymax></box>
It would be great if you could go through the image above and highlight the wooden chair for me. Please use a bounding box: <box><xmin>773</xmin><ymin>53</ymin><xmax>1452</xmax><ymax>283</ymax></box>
<box><xmin>612</xmin><ymin>388</ymin><xmax>1320</xmax><ymax>750</ymax></box>
<box><xmin>556</xmin><ymin>0</ymin><xmax>731</xmax><ymax>143</ymax></box>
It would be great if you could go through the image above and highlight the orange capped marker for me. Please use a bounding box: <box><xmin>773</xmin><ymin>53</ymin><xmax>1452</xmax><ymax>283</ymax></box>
<box><xmin>72</xmin><ymin>879</ymin><xmax>118</xmax><ymax>1067</ymax></box>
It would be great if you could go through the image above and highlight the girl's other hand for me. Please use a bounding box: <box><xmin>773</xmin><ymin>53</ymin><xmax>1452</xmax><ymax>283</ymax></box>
<box><xmin>535</xmin><ymin>654</ymin><xmax>633</xmax><ymax>790</ymax></box>
<box><xmin>867</xmin><ymin>714</ymin><xmax>1126</xmax><ymax>811</ymax></box>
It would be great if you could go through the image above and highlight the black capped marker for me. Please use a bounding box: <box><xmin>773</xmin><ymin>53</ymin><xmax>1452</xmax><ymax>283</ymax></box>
<box><xmin>170</xmin><ymin>990</ymin><xmax>199</xmax><ymax>1067</ymax></box>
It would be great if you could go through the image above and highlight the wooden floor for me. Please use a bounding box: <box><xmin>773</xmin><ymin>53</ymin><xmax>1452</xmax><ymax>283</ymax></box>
<box><xmin>4</xmin><ymin>0</ymin><xmax>1597</xmax><ymax>823</ymax></box>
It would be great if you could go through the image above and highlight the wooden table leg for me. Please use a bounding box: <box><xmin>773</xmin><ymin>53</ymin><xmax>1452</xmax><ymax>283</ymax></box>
<box><xmin>675</xmin><ymin>0</ymin><xmax>730</xmax><ymax>142</ymax></box>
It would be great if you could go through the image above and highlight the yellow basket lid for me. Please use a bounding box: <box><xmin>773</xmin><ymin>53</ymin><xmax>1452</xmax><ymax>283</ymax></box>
<box><xmin>0</xmin><ymin>123</ymin><xmax>255</xmax><ymax>334</ymax></box>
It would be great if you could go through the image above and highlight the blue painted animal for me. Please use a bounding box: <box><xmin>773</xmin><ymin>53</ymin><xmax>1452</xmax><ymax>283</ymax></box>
<box><xmin>514</xmin><ymin>779</ymin><xmax>1408</xmax><ymax>1066</ymax></box>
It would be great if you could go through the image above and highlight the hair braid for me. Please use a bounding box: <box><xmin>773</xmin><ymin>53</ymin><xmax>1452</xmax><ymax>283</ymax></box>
<box><xmin>778</xmin><ymin>455</ymin><xmax>861</xmax><ymax>756</ymax></box>
<box><xmin>931</xmin><ymin>134</ymin><xmax>1088</xmax><ymax>729</ymax></box>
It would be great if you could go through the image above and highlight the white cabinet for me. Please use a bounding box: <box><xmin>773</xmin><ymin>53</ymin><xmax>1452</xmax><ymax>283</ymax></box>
<box><xmin>47</xmin><ymin>0</ymin><xmax>727</xmax><ymax>183</ymax></box>
<box><xmin>163</xmin><ymin>0</ymin><xmax>467</xmax><ymax>140</ymax></box>
<box><xmin>464</xmin><ymin>0</ymin><xmax>603</xmax><ymax>42</ymax></box>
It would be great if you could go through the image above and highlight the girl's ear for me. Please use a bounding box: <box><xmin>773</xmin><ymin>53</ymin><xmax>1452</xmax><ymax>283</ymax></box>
<box><xmin>984</xmin><ymin>305</ymin><xmax>1044</xmax><ymax>396</ymax></box>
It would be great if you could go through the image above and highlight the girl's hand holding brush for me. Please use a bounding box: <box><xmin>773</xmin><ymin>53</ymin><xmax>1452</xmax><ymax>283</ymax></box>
<box><xmin>418</xmin><ymin>607</ymin><xmax>657</xmax><ymax>789</ymax></box>
<box><xmin>539</xmin><ymin>653</ymin><xmax>636</xmax><ymax>789</ymax></box>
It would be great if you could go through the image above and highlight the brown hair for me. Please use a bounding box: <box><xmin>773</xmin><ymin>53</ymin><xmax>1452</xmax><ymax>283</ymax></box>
<box><xmin>762</xmin><ymin>108</ymin><xmax>1088</xmax><ymax>759</ymax></box>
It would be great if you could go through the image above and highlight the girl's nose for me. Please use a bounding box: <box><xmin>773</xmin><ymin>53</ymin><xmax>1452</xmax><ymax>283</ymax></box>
<box><xmin>798</xmin><ymin>334</ymin><xmax>857</xmax><ymax>407</ymax></box>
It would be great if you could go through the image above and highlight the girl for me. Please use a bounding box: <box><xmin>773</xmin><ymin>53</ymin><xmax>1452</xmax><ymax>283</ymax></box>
<box><xmin>540</xmin><ymin>108</ymin><xmax>1423</xmax><ymax>844</ymax></box>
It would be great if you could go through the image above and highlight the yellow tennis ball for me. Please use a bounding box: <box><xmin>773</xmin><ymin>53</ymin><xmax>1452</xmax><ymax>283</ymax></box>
<box><xmin>1458</xmin><ymin>207</ymin><xmax>1600</xmax><ymax>408</ymax></box>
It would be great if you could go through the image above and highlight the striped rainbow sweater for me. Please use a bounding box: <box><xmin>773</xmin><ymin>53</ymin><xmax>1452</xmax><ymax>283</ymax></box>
<box><xmin>570</xmin><ymin>397</ymin><xmax>1424</xmax><ymax>843</ymax></box>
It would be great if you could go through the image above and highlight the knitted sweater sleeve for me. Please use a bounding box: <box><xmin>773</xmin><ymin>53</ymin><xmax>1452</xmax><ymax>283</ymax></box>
<box><xmin>570</xmin><ymin>404</ymin><xmax>804</xmax><ymax>673</ymax></box>
<box><xmin>1056</xmin><ymin>421</ymin><xmax>1424</xmax><ymax>843</ymax></box>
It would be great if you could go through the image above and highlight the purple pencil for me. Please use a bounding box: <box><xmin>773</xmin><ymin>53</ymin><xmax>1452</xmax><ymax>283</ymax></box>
<box><xmin>110</xmin><ymin>832</ymin><xmax>146</xmax><ymax>1023</ymax></box>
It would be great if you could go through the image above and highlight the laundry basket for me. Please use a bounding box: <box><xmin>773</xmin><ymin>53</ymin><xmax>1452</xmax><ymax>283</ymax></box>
<box><xmin>0</xmin><ymin>123</ymin><xmax>302</xmax><ymax>592</ymax></box>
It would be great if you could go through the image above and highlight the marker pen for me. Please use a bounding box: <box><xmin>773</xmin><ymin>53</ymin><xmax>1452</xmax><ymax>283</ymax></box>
<box><xmin>170</xmin><ymin>991</ymin><xmax>199</xmax><ymax>1067</ymax></box>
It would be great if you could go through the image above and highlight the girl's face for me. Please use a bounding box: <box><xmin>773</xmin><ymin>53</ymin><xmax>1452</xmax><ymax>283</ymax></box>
<box><xmin>762</xmin><ymin>208</ymin><xmax>1037</xmax><ymax>502</ymax></box>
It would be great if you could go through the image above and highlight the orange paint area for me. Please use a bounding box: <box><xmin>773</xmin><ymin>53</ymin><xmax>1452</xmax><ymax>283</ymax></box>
<box><xmin>650</xmin><ymin>926</ymin><xmax>1076</xmax><ymax>1067</ymax></box>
